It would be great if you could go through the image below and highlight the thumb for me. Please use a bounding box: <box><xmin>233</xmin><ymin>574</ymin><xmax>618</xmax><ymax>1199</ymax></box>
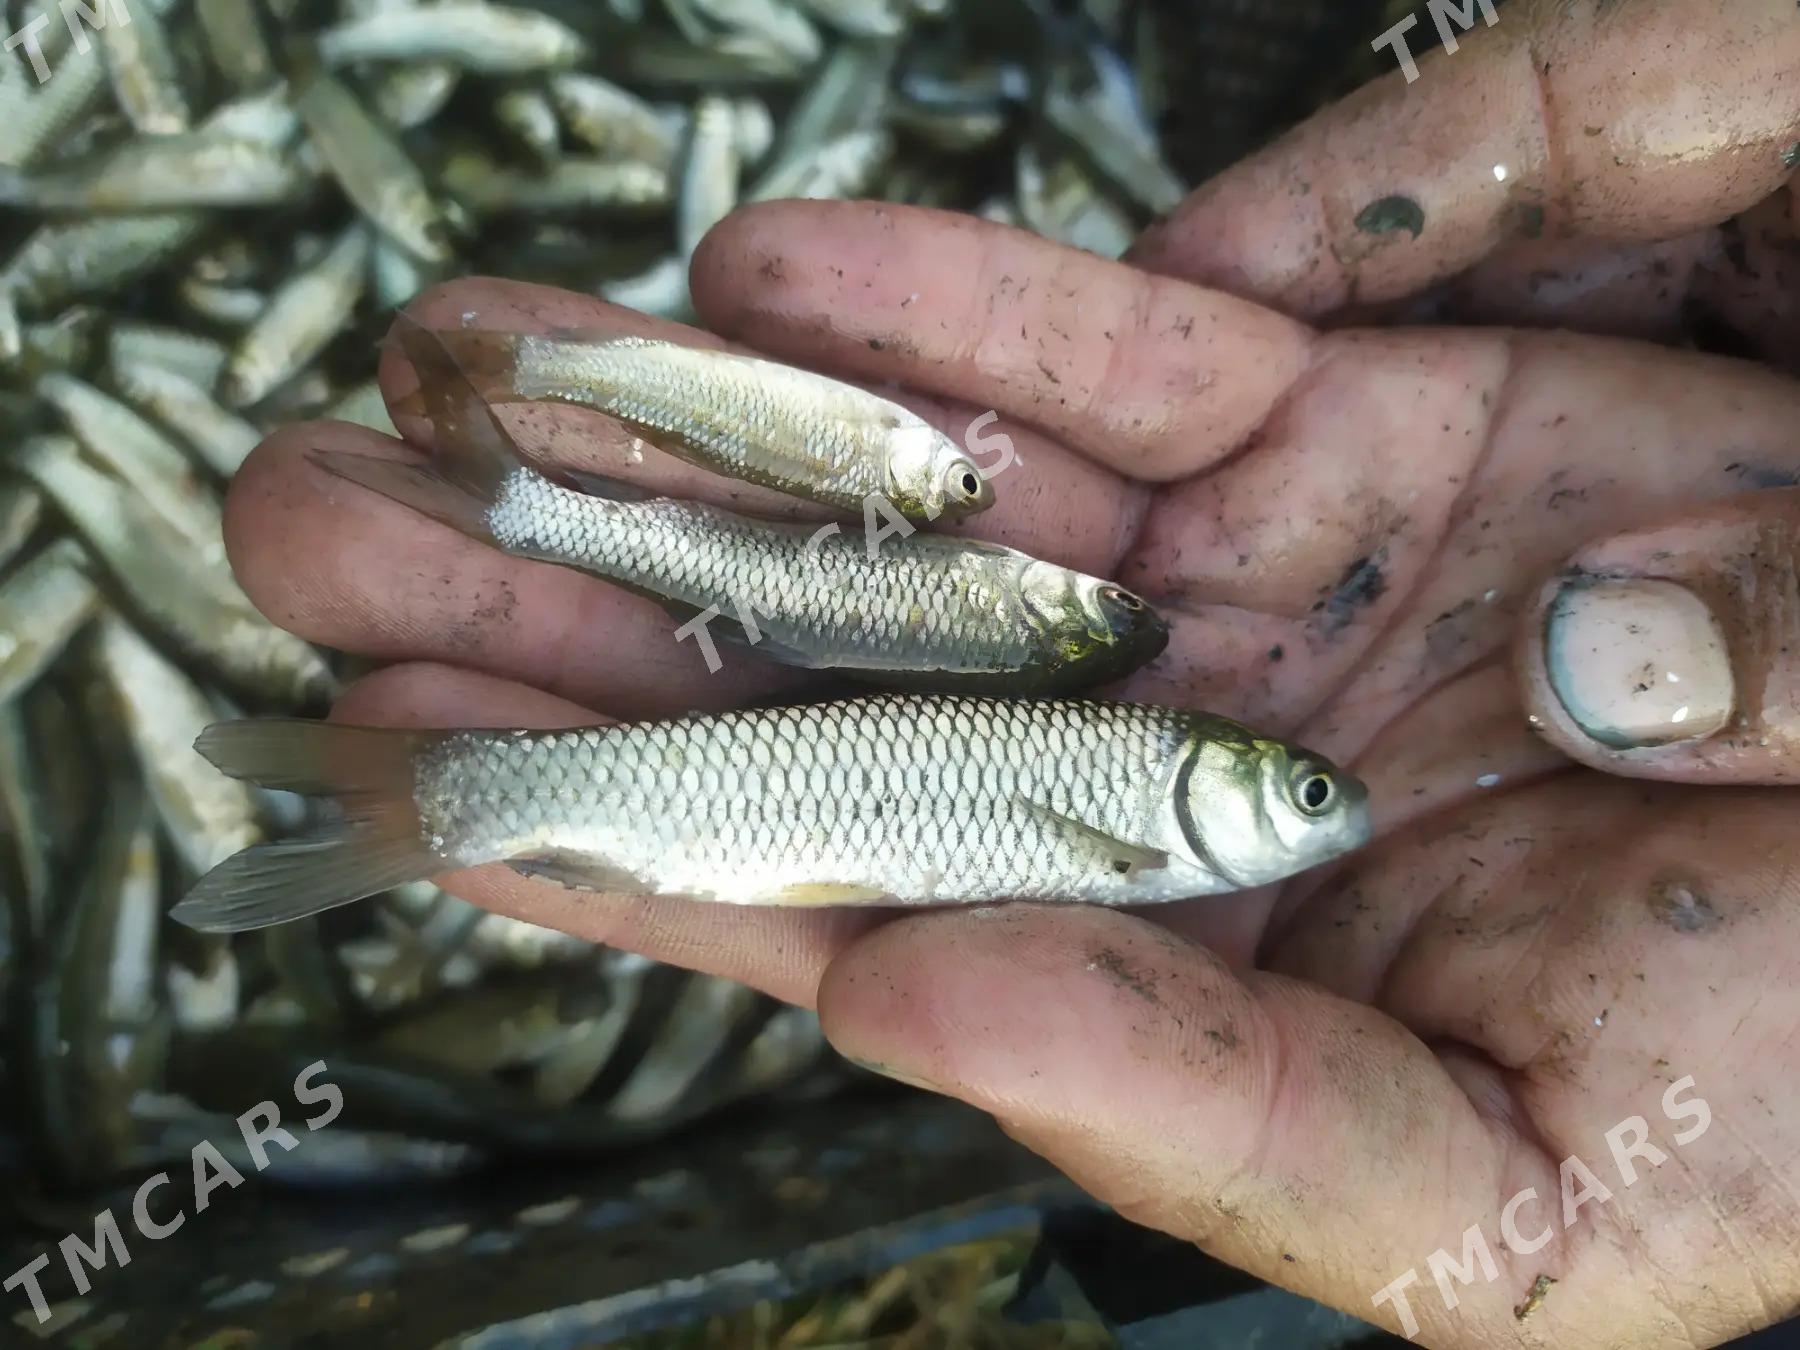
<box><xmin>1518</xmin><ymin>487</ymin><xmax>1800</xmax><ymax>783</ymax></box>
<box><xmin>816</xmin><ymin>905</ymin><xmax>1552</xmax><ymax>1345</ymax></box>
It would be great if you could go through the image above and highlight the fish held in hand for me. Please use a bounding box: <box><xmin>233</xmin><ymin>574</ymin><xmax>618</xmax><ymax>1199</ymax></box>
<box><xmin>171</xmin><ymin>695</ymin><xmax>1372</xmax><ymax>933</ymax></box>
<box><xmin>414</xmin><ymin>323</ymin><xmax>995</xmax><ymax>521</ymax></box>
<box><xmin>328</xmin><ymin>318</ymin><xmax>1164</xmax><ymax>692</ymax></box>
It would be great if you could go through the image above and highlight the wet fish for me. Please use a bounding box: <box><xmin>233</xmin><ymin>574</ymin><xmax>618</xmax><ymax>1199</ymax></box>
<box><xmin>669</xmin><ymin>0</ymin><xmax>823</xmax><ymax>69</ymax></box>
<box><xmin>0</xmin><ymin>482</ymin><xmax>44</xmax><ymax>569</ymax></box>
<box><xmin>195</xmin><ymin>0</ymin><xmax>279</xmax><ymax>92</ymax></box>
<box><xmin>13</xmin><ymin>436</ymin><xmax>336</xmax><ymax>710</ymax></box>
<box><xmin>114</xmin><ymin>358</ymin><xmax>264</xmax><ymax>476</ymax></box>
<box><xmin>321</xmin><ymin>321</ymin><xmax>1165</xmax><ymax>690</ymax></box>
<box><xmin>176</xmin><ymin>275</ymin><xmax>268</xmax><ymax>328</ymax></box>
<box><xmin>35</xmin><ymin>371</ymin><xmax>222</xmax><ymax>552</ymax></box>
<box><xmin>30</xmin><ymin>765</ymin><xmax>168</xmax><ymax>1183</ymax></box>
<box><xmin>221</xmin><ymin>223</ymin><xmax>371</xmax><ymax>408</ymax></box>
<box><xmin>0</xmin><ymin>133</ymin><xmax>310</xmax><ymax>212</ymax></box>
<box><xmin>294</xmin><ymin>66</ymin><xmax>450</xmax><ymax>263</ymax></box>
<box><xmin>0</xmin><ymin>541</ymin><xmax>99</xmax><ymax>708</ymax></box>
<box><xmin>439</xmin><ymin>151</ymin><xmax>670</xmax><ymax>216</ymax></box>
<box><xmin>368</xmin><ymin>60</ymin><xmax>461</xmax><ymax>131</ymax></box>
<box><xmin>173</xmin><ymin>693</ymin><xmax>1370</xmax><ymax>932</ymax></box>
<box><xmin>96</xmin><ymin>0</ymin><xmax>191</xmax><ymax>134</ymax></box>
<box><xmin>549</xmin><ymin>71</ymin><xmax>679</xmax><ymax>167</ymax></box>
<box><xmin>107</xmin><ymin>321</ymin><xmax>229</xmax><ymax>389</ymax></box>
<box><xmin>317</xmin><ymin>3</ymin><xmax>588</xmax><ymax>73</ymax></box>
<box><xmin>746</xmin><ymin>125</ymin><xmax>891</xmax><ymax>202</ymax></box>
<box><xmin>93</xmin><ymin>614</ymin><xmax>264</xmax><ymax>875</ymax></box>
<box><xmin>413</xmin><ymin>324</ymin><xmax>995</xmax><ymax>519</ymax></box>
<box><xmin>0</xmin><ymin>213</ymin><xmax>209</xmax><ymax>317</ymax></box>
<box><xmin>676</xmin><ymin>96</ymin><xmax>741</xmax><ymax>256</ymax></box>
<box><xmin>494</xmin><ymin>85</ymin><xmax>563</xmax><ymax>164</ymax></box>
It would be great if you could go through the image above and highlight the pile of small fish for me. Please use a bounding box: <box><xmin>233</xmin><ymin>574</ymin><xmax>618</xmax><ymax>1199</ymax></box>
<box><xmin>0</xmin><ymin>0</ymin><xmax>1368</xmax><ymax>1194</ymax></box>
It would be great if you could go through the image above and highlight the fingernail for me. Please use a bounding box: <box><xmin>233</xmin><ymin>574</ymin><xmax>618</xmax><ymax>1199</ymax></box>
<box><xmin>1545</xmin><ymin>578</ymin><xmax>1734</xmax><ymax>750</ymax></box>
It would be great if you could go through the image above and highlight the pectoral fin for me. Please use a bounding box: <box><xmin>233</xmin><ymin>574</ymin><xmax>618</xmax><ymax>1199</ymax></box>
<box><xmin>1014</xmin><ymin>797</ymin><xmax>1168</xmax><ymax>877</ymax></box>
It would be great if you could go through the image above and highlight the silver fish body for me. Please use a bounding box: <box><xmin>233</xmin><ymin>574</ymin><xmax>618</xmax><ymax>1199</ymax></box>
<box><xmin>15</xmin><ymin>436</ymin><xmax>335</xmax><ymax>710</ymax></box>
<box><xmin>440</xmin><ymin>152</ymin><xmax>671</xmax><ymax>216</ymax></box>
<box><xmin>0</xmin><ymin>540</ymin><xmax>99</xmax><ymax>708</ymax></box>
<box><xmin>94</xmin><ymin>614</ymin><xmax>264</xmax><ymax>875</ymax></box>
<box><xmin>221</xmin><ymin>223</ymin><xmax>370</xmax><ymax>408</ymax></box>
<box><xmin>0</xmin><ymin>134</ymin><xmax>310</xmax><ymax>212</ymax></box>
<box><xmin>174</xmin><ymin>694</ymin><xmax>1371</xmax><ymax>933</ymax></box>
<box><xmin>114</xmin><ymin>358</ymin><xmax>263</xmax><ymax>476</ymax></box>
<box><xmin>344</xmin><ymin>319</ymin><xmax>1133</xmax><ymax>687</ymax></box>
<box><xmin>459</xmin><ymin>465</ymin><xmax>1165</xmax><ymax>690</ymax></box>
<box><xmin>548</xmin><ymin>72</ymin><xmax>680</xmax><ymax>167</ymax></box>
<box><xmin>317</xmin><ymin>3</ymin><xmax>588</xmax><ymax>73</ymax></box>
<box><xmin>294</xmin><ymin>69</ymin><xmax>450</xmax><ymax>263</ymax></box>
<box><xmin>97</xmin><ymin>0</ymin><xmax>191</xmax><ymax>134</ymax></box>
<box><xmin>431</xmin><ymin>328</ymin><xmax>994</xmax><ymax>520</ymax></box>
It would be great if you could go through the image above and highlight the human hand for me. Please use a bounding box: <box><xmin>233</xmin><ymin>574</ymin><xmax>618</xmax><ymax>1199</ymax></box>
<box><xmin>220</xmin><ymin>13</ymin><xmax>1800</xmax><ymax>1339</ymax></box>
<box><xmin>222</xmin><ymin>209</ymin><xmax>1799</xmax><ymax>1341</ymax></box>
<box><xmin>1134</xmin><ymin>0</ymin><xmax>1800</xmax><ymax>369</ymax></box>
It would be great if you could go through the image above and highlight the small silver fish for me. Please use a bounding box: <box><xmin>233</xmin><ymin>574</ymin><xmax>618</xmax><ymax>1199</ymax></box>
<box><xmin>29</xmin><ymin>760</ymin><xmax>167</xmax><ymax>1183</ymax></box>
<box><xmin>14</xmin><ymin>436</ymin><xmax>335</xmax><ymax>710</ymax></box>
<box><xmin>174</xmin><ymin>693</ymin><xmax>1371</xmax><ymax>932</ymax></box>
<box><xmin>369</xmin><ymin>60</ymin><xmax>461</xmax><ymax>131</ymax></box>
<box><xmin>294</xmin><ymin>67</ymin><xmax>450</xmax><ymax>263</ymax></box>
<box><xmin>494</xmin><ymin>86</ymin><xmax>562</xmax><ymax>164</ymax></box>
<box><xmin>195</xmin><ymin>0</ymin><xmax>279</xmax><ymax>92</ymax></box>
<box><xmin>746</xmin><ymin>126</ymin><xmax>891</xmax><ymax>202</ymax></box>
<box><xmin>548</xmin><ymin>72</ymin><xmax>680</xmax><ymax>167</ymax></box>
<box><xmin>114</xmin><ymin>358</ymin><xmax>264</xmax><ymax>478</ymax></box>
<box><xmin>93</xmin><ymin>614</ymin><xmax>264</xmax><ymax>875</ymax></box>
<box><xmin>0</xmin><ymin>540</ymin><xmax>99</xmax><ymax>708</ymax></box>
<box><xmin>416</xmin><ymin>325</ymin><xmax>995</xmax><ymax>520</ymax></box>
<box><xmin>317</xmin><ymin>3</ymin><xmax>588</xmax><ymax>73</ymax></box>
<box><xmin>0</xmin><ymin>133</ymin><xmax>310</xmax><ymax>212</ymax></box>
<box><xmin>108</xmin><ymin>321</ymin><xmax>230</xmax><ymax>389</ymax></box>
<box><xmin>0</xmin><ymin>213</ymin><xmax>209</xmax><ymax>316</ymax></box>
<box><xmin>96</xmin><ymin>0</ymin><xmax>191</xmax><ymax>134</ymax></box>
<box><xmin>439</xmin><ymin>151</ymin><xmax>670</xmax><ymax>217</ymax></box>
<box><xmin>221</xmin><ymin>223</ymin><xmax>371</xmax><ymax>408</ymax></box>
<box><xmin>676</xmin><ymin>97</ymin><xmax>741</xmax><ymax>257</ymax></box>
<box><xmin>327</xmin><ymin>320</ymin><xmax>1165</xmax><ymax>692</ymax></box>
<box><xmin>0</xmin><ymin>481</ymin><xmax>44</xmax><ymax>570</ymax></box>
<box><xmin>36</xmin><ymin>371</ymin><xmax>222</xmax><ymax>552</ymax></box>
<box><xmin>176</xmin><ymin>275</ymin><xmax>268</xmax><ymax>328</ymax></box>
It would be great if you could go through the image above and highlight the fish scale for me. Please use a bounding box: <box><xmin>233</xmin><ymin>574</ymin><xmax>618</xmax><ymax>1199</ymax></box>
<box><xmin>511</xmin><ymin>334</ymin><xmax>954</xmax><ymax>515</ymax></box>
<box><xmin>417</xmin><ymin>696</ymin><xmax>1226</xmax><ymax>906</ymax></box>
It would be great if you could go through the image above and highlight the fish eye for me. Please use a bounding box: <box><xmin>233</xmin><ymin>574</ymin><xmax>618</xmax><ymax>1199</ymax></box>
<box><xmin>945</xmin><ymin>463</ymin><xmax>982</xmax><ymax>499</ymax></box>
<box><xmin>1101</xmin><ymin>586</ymin><xmax>1144</xmax><ymax>613</ymax></box>
<box><xmin>1291</xmin><ymin>770</ymin><xmax>1336</xmax><ymax>816</ymax></box>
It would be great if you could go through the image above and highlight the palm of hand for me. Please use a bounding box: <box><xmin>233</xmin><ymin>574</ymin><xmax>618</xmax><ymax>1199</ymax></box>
<box><xmin>228</xmin><ymin>197</ymin><xmax>1800</xmax><ymax>1344</ymax></box>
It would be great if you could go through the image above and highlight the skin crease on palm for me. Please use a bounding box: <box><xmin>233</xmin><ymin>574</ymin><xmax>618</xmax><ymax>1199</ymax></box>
<box><xmin>218</xmin><ymin>3</ymin><xmax>1800</xmax><ymax>1346</ymax></box>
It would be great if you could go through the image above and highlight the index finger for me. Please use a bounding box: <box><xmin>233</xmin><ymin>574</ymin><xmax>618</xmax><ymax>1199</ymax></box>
<box><xmin>1131</xmin><ymin>0</ymin><xmax>1800</xmax><ymax>318</ymax></box>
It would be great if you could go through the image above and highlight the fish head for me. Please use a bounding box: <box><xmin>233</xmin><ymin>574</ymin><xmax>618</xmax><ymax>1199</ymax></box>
<box><xmin>883</xmin><ymin>421</ymin><xmax>993</xmax><ymax>520</ymax></box>
<box><xmin>1020</xmin><ymin>564</ymin><xmax>1170</xmax><ymax>681</ymax></box>
<box><xmin>1169</xmin><ymin>725</ymin><xmax>1372</xmax><ymax>888</ymax></box>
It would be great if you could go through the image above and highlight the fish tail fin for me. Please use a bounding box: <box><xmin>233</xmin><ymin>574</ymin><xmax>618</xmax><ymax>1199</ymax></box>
<box><xmin>308</xmin><ymin>447</ymin><xmax>502</xmax><ymax>547</ymax></box>
<box><xmin>172</xmin><ymin>720</ymin><xmax>445</xmax><ymax>933</ymax></box>
<box><xmin>393</xmin><ymin>317</ymin><xmax>532</xmax><ymax>406</ymax></box>
<box><xmin>316</xmin><ymin>315</ymin><xmax>549</xmax><ymax>545</ymax></box>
